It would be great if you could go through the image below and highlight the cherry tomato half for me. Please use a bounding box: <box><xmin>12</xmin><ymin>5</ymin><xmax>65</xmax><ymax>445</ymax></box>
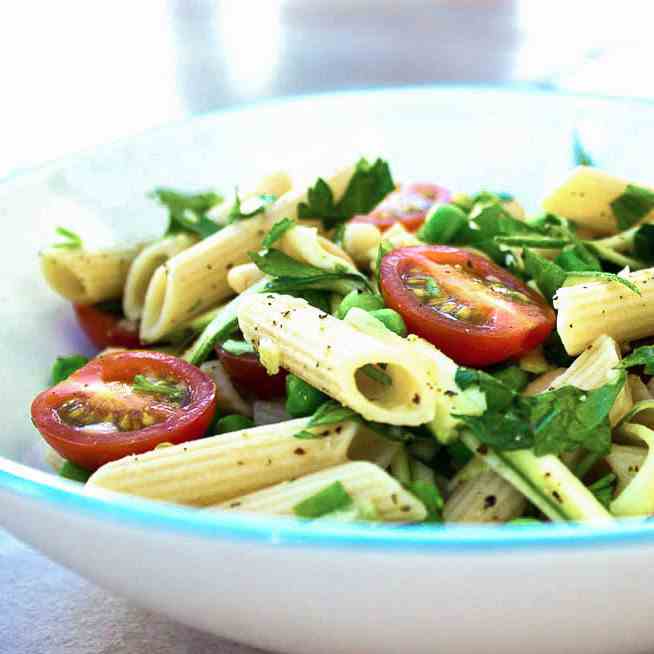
<box><xmin>351</xmin><ymin>182</ymin><xmax>451</xmax><ymax>232</ymax></box>
<box><xmin>379</xmin><ymin>246</ymin><xmax>555</xmax><ymax>366</ymax></box>
<box><xmin>216</xmin><ymin>347</ymin><xmax>288</xmax><ymax>400</ymax></box>
<box><xmin>74</xmin><ymin>303</ymin><xmax>142</xmax><ymax>349</ymax></box>
<box><xmin>31</xmin><ymin>351</ymin><xmax>216</xmax><ymax>470</ymax></box>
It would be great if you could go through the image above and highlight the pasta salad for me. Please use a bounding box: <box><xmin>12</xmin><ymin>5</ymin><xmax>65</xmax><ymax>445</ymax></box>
<box><xmin>31</xmin><ymin>157</ymin><xmax>654</xmax><ymax>525</ymax></box>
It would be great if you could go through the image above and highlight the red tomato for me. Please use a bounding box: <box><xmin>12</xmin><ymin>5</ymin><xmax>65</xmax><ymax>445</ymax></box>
<box><xmin>379</xmin><ymin>246</ymin><xmax>555</xmax><ymax>366</ymax></box>
<box><xmin>217</xmin><ymin>347</ymin><xmax>287</xmax><ymax>400</ymax></box>
<box><xmin>351</xmin><ymin>182</ymin><xmax>451</xmax><ymax>232</ymax></box>
<box><xmin>74</xmin><ymin>303</ymin><xmax>142</xmax><ymax>349</ymax></box>
<box><xmin>31</xmin><ymin>351</ymin><xmax>216</xmax><ymax>470</ymax></box>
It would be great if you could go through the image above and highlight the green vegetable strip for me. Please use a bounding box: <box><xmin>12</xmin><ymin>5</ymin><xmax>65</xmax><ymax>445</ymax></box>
<box><xmin>184</xmin><ymin>278</ymin><xmax>269</xmax><ymax>365</ymax></box>
<box><xmin>293</xmin><ymin>481</ymin><xmax>353</xmax><ymax>518</ymax></box>
<box><xmin>461</xmin><ymin>433</ymin><xmax>613</xmax><ymax>523</ymax></box>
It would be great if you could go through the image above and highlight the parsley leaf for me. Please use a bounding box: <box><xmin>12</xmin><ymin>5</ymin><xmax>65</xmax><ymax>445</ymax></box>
<box><xmin>262</xmin><ymin>218</ymin><xmax>295</xmax><ymax>249</ymax></box>
<box><xmin>360</xmin><ymin>364</ymin><xmax>392</xmax><ymax>386</ymax></box>
<box><xmin>455</xmin><ymin>367</ymin><xmax>515</xmax><ymax>411</ymax></box>
<box><xmin>297</xmin><ymin>158</ymin><xmax>395</xmax><ymax>229</ymax></box>
<box><xmin>251</xmin><ymin>248</ymin><xmax>373</xmax><ymax>294</ymax></box>
<box><xmin>295</xmin><ymin>400</ymin><xmax>359</xmax><ymax>439</ymax></box>
<box><xmin>633</xmin><ymin>224</ymin><xmax>654</xmax><ymax>263</ymax></box>
<box><xmin>618</xmin><ymin>345</ymin><xmax>654</xmax><ymax>375</ymax></box>
<box><xmin>227</xmin><ymin>192</ymin><xmax>276</xmax><ymax>223</ymax></box>
<box><xmin>457</xmin><ymin>372</ymin><xmax>625</xmax><ymax>457</ymax></box>
<box><xmin>572</xmin><ymin>131</ymin><xmax>595</xmax><ymax>167</ymax></box>
<box><xmin>523</xmin><ymin>249</ymin><xmax>566</xmax><ymax>302</ymax></box>
<box><xmin>50</xmin><ymin>355</ymin><xmax>89</xmax><ymax>385</ymax></box>
<box><xmin>52</xmin><ymin>227</ymin><xmax>83</xmax><ymax>249</ymax></box>
<box><xmin>408</xmin><ymin>480</ymin><xmax>444</xmax><ymax>522</ymax></box>
<box><xmin>293</xmin><ymin>481</ymin><xmax>353</xmax><ymax>518</ymax></box>
<box><xmin>152</xmin><ymin>188</ymin><xmax>223</xmax><ymax>239</ymax></box>
<box><xmin>610</xmin><ymin>184</ymin><xmax>654</xmax><ymax>230</ymax></box>
<box><xmin>554</xmin><ymin>243</ymin><xmax>601</xmax><ymax>272</ymax></box>
<box><xmin>564</xmin><ymin>271</ymin><xmax>641</xmax><ymax>296</ymax></box>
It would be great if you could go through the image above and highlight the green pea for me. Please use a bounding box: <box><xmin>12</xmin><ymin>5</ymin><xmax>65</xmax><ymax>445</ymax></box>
<box><xmin>285</xmin><ymin>374</ymin><xmax>327</xmax><ymax>418</ymax></box>
<box><xmin>216</xmin><ymin>414</ymin><xmax>254</xmax><ymax>434</ymax></box>
<box><xmin>335</xmin><ymin>290</ymin><xmax>385</xmax><ymax>319</ymax></box>
<box><xmin>59</xmin><ymin>460</ymin><xmax>91</xmax><ymax>483</ymax></box>
<box><xmin>368</xmin><ymin>308</ymin><xmax>407</xmax><ymax>337</ymax></box>
<box><xmin>418</xmin><ymin>204</ymin><xmax>468</xmax><ymax>244</ymax></box>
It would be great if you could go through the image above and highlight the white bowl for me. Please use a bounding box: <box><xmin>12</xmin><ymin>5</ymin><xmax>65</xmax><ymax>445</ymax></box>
<box><xmin>2</xmin><ymin>87</ymin><xmax>654</xmax><ymax>654</ymax></box>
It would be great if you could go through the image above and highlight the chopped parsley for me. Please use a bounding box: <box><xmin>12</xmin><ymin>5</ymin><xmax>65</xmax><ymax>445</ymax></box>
<box><xmin>610</xmin><ymin>184</ymin><xmax>654</xmax><ymax>230</ymax></box>
<box><xmin>293</xmin><ymin>481</ymin><xmax>353</xmax><ymax>518</ymax></box>
<box><xmin>52</xmin><ymin>227</ymin><xmax>83</xmax><ymax>250</ymax></box>
<box><xmin>297</xmin><ymin>158</ymin><xmax>394</xmax><ymax>229</ymax></box>
<box><xmin>261</xmin><ymin>218</ymin><xmax>295</xmax><ymax>248</ymax></box>
<box><xmin>455</xmin><ymin>368</ymin><xmax>625</xmax><ymax>457</ymax></box>
<box><xmin>588</xmin><ymin>473</ymin><xmax>616</xmax><ymax>509</ymax></box>
<box><xmin>227</xmin><ymin>192</ymin><xmax>276</xmax><ymax>223</ymax></box>
<box><xmin>408</xmin><ymin>480</ymin><xmax>443</xmax><ymax>522</ymax></box>
<box><xmin>132</xmin><ymin>375</ymin><xmax>185</xmax><ymax>402</ymax></box>
<box><xmin>295</xmin><ymin>400</ymin><xmax>359</xmax><ymax>439</ymax></box>
<box><xmin>50</xmin><ymin>355</ymin><xmax>89</xmax><ymax>385</ymax></box>
<box><xmin>618</xmin><ymin>345</ymin><xmax>654</xmax><ymax>375</ymax></box>
<box><xmin>152</xmin><ymin>188</ymin><xmax>223</xmax><ymax>239</ymax></box>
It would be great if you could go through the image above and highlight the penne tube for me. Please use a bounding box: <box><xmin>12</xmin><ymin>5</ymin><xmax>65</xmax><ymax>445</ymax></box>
<box><xmin>227</xmin><ymin>262</ymin><xmax>266</xmax><ymax>294</ymax></box>
<box><xmin>522</xmin><ymin>368</ymin><xmax>567</xmax><ymax>397</ymax></box>
<box><xmin>545</xmin><ymin>335</ymin><xmax>631</xmax><ymax>425</ymax></box>
<box><xmin>278</xmin><ymin>224</ymin><xmax>356</xmax><ymax>272</ymax></box>
<box><xmin>139</xmin><ymin>163</ymin><xmax>362</xmax><ymax>342</ymax></box>
<box><xmin>542</xmin><ymin>166</ymin><xmax>654</xmax><ymax>235</ymax></box>
<box><xmin>139</xmin><ymin>218</ymin><xmax>265</xmax><ymax>342</ymax></box>
<box><xmin>347</xmin><ymin>425</ymin><xmax>401</xmax><ymax>469</ymax></box>
<box><xmin>555</xmin><ymin>268</ymin><xmax>654</xmax><ymax>354</ymax></box>
<box><xmin>40</xmin><ymin>244</ymin><xmax>145</xmax><ymax>305</ymax></box>
<box><xmin>213</xmin><ymin>461</ymin><xmax>426</xmax><ymax>522</ymax></box>
<box><xmin>605</xmin><ymin>443</ymin><xmax>646</xmax><ymax>495</ymax></box>
<box><xmin>123</xmin><ymin>233</ymin><xmax>198</xmax><ymax>320</ymax></box>
<box><xmin>87</xmin><ymin>418</ymin><xmax>357</xmax><ymax>506</ymax></box>
<box><xmin>627</xmin><ymin>375</ymin><xmax>654</xmax><ymax>429</ymax></box>
<box><xmin>342</xmin><ymin>223</ymin><xmax>381</xmax><ymax>266</ymax></box>
<box><xmin>237</xmin><ymin>293</ymin><xmax>437</xmax><ymax>425</ymax></box>
<box><xmin>443</xmin><ymin>468</ymin><xmax>526</xmax><ymax>523</ymax></box>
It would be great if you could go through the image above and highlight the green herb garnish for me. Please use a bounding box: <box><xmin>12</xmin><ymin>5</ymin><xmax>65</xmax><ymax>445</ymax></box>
<box><xmin>52</xmin><ymin>227</ymin><xmax>83</xmax><ymax>249</ymax></box>
<box><xmin>293</xmin><ymin>481</ymin><xmax>353</xmax><ymax>518</ymax></box>
<box><xmin>610</xmin><ymin>184</ymin><xmax>654</xmax><ymax>230</ymax></box>
<box><xmin>50</xmin><ymin>355</ymin><xmax>89</xmax><ymax>385</ymax></box>
<box><xmin>132</xmin><ymin>374</ymin><xmax>185</xmax><ymax>402</ymax></box>
<box><xmin>298</xmin><ymin>158</ymin><xmax>394</xmax><ymax>229</ymax></box>
<box><xmin>261</xmin><ymin>217</ymin><xmax>295</xmax><ymax>248</ymax></box>
<box><xmin>152</xmin><ymin>188</ymin><xmax>223</xmax><ymax>238</ymax></box>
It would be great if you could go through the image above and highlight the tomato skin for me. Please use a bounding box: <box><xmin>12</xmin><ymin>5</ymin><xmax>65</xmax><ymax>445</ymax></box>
<box><xmin>351</xmin><ymin>182</ymin><xmax>451</xmax><ymax>232</ymax></box>
<box><xmin>74</xmin><ymin>304</ymin><xmax>142</xmax><ymax>349</ymax></box>
<box><xmin>217</xmin><ymin>347</ymin><xmax>288</xmax><ymax>400</ymax></box>
<box><xmin>379</xmin><ymin>246</ymin><xmax>555</xmax><ymax>367</ymax></box>
<box><xmin>31</xmin><ymin>351</ymin><xmax>216</xmax><ymax>470</ymax></box>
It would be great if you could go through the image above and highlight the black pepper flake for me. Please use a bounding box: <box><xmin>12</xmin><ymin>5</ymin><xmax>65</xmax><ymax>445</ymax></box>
<box><xmin>391</xmin><ymin>493</ymin><xmax>398</xmax><ymax>505</ymax></box>
<box><xmin>282</xmin><ymin>311</ymin><xmax>291</xmax><ymax>318</ymax></box>
<box><xmin>319</xmin><ymin>430</ymin><xmax>330</xmax><ymax>437</ymax></box>
<box><xmin>335</xmin><ymin>426</ymin><xmax>342</xmax><ymax>434</ymax></box>
<box><xmin>483</xmin><ymin>495</ymin><xmax>497</xmax><ymax>509</ymax></box>
<box><xmin>206</xmin><ymin>263</ymin><xmax>213</xmax><ymax>270</ymax></box>
<box><xmin>226</xmin><ymin>263</ymin><xmax>233</xmax><ymax>270</ymax></box>
<box><xmin>294</xmin><ymin>447</ymin><xmax>306</xmax><ymax>455</ymax></box>
<box><xmin>318</xmin><ymin>313</ymin><xmax>328</xmax><ymax>320</ymax></box>
<box><xmin>237</xmin><ymin>461</ymin><xmax>244</xmax><ymax>466</ymax></box>
<box><xmin>444</xmin><ymin>389</ymin><xmax>457</xmax><ymax>397</ymax></box>
<box><xmin>266</xmin><ymin>458</ymin><xmax>272</xmax><ymax>466</ymax></box>
<box><xmin>401</xmin><ymin>506</ymin><xmax>411</xmax><ymax>513</ymax></box>
<box><xmin>229</xmin><ymin>501</ymin><xmax>242</xmax><ymax>508</ymax></box>
<box><xmin>412</xmin><ymin>393</ymin><xmax>421</xmax><ymax>405</ymax></box>
<box><xmin>477</xmin><ymin>445</ymin><xmax>488</xmax><ymax>455</ymax></box>
<box><xmin>552</xmin><ymin>490</ymin><xmax>563</xmax><ymax>503</ymax></box>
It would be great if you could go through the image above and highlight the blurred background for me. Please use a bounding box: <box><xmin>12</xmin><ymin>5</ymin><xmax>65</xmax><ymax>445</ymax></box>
<box><xmin>0</xmin><ymin>0</ymin><xmax>651</xmax><ymax>179</ymax></box>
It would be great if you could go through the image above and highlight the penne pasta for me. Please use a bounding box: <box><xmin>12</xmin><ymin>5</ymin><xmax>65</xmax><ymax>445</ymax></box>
<box><xmin>213</xmin><ymin>461</ymin><xmax>426</xmax><ymax>522</ymax></box>
<box><xmin>139</xmin><ymin>163</ymin><xmax>362</xmax><ymax>342</ymax></box>
<box><xmin>237</xmin><ymin>293</ymin><xmax>437</xmax><ymax>425</ymax></box>
<box><xmin>555</xmin><ymin>268</ymin><xmax>654</xmax><ymax>354</ymax></box>
<box><xmin>443</xmin><ymin>468</ymin><xmax>526</xmax><ymax>523</ymax></box>
<box><xmin>546</xmin><ymin>335</ymin><xmax>631</xmax><ymax>425</ymax></box>
<box><xmin>40</xmin><ymin>243</ymin><xmax>145</xmax><ymax>305</ymax></box>
<box><xmin>123</xmin><ymin>233</ymin><xmax>198</xmax><ymax>320</ymax></box>
<box><xmin>227</xmin><ymin>262</ymin><xmax>266</xmax><ymax>294</ymax></box>
<box><xmin>605</xmin><ymin>443</ymin><xmax>646</xmax><ymax>495</ymax></box>
<box><xmin>86</xmin><ymin>418</ymin><xmax>358</xmax><ymax>506</ymax></box>
<box><xmin>342</xmin><ymin>223</ymin><xmax>381</xmax><ymax>266</ymax></box>
<box><xmin>542</xmin><ymin>166</ymin><xmax>654</xmax><ymax>235</ymax></box>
